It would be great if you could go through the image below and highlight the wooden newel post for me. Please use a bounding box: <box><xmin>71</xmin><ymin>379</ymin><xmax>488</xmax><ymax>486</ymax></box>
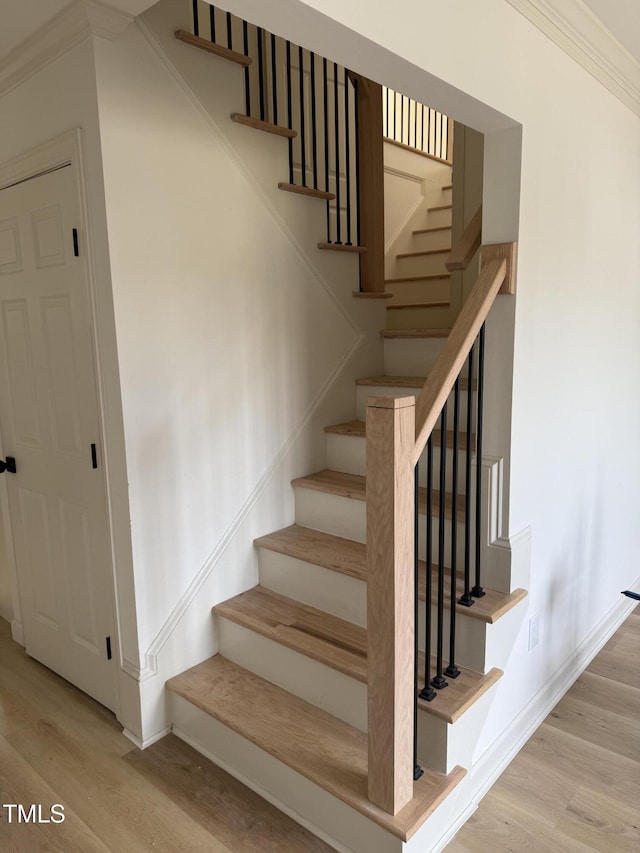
<box><xmin>352</xmin><ymin>74</ymin><xmax>385</xmax><ymax>293</ymax></box>
<box><xmin>366</xmin><ymin>395</ymin><xmax>416</xmax><ymax>815</ymax></box>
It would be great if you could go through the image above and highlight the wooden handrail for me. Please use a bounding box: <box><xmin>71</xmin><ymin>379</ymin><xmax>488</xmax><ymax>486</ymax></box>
<box><xmin>413</xmin><ymin>256</ymin><xmax>507</xmax><ymax>462</ymax></box>
<box><xmin>445</xmin><ymin>204</ymin><xmax>482</xmax><ymax>272</ymax></box>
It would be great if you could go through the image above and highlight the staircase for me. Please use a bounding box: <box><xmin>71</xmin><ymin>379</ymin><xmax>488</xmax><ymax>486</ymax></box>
<box><xmin>168</xmin><ymin>323</ymin><xmax>525</xmax><ymax>851</ymax></box>
<box><xmin>156</xmin><ymin>3</ymin><xmax>525</xmax><ymax>851</ymax></box>
<box><xmin>385</xmin><ymin>184</ymin><xmax>454</xmax><ymax>332</ymax></box>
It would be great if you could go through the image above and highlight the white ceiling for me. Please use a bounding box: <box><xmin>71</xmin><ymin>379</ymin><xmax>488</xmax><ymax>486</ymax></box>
<box><xmin>582</xmin><ymin>0</ymin><xmax>640</xmax><ymax>62</ymax></box>
<box><xmin>0</xmin><ymin>0</ymin><xmax>639</xmax><ymax>67</ymax></box>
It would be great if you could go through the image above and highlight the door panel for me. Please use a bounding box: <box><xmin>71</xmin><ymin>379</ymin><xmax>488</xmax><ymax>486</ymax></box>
<box><xmin>0</xmin><ymin>165</ymin><xmax>116</xmax><ymax>711</ymax></box>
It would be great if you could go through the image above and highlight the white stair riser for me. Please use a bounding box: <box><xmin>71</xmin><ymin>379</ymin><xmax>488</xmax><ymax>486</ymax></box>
<box><xmin>356</xmin><ymin>384</ymin><xmax>475</xmax><ymax>423</ymax></box>
<box><xmin>383</xmin><ymin>337</ymin><xmax>446</xmax><ymax>375</ymax></box>
<box><xmin>394</xmin><ymin>253</ymin><xmax>449</xmax><ymax>278</ymax></box>
<box><xmin>416</xmin><ymin>601</ymin><xmax>488</xmax><ymax>674</ymax></box>
<box><xmin>217</xmin><ymin>616</ymin><xmax>484</xmax><ymax>777</ymax></box>
<box><xmin>410</xmin><ymin>228</ymin><xmax>452</xmax><ymax>252</ymax></box>
<box><xmin>258</xmin><ymin>548</ymin><xmax>367</xmax><ymax>627</ymax></box>
<box><xmin>385</xmin><ymin>306</ymin><xmax>452</xmax><ymax>332</ymax></box>
<box><xmin>424</xmin><ymin>207</ymin><xmax>452</xmax><ymax>228</ymax></box>
<box><xmin>258</xmin><ymin>547</ymin><xmax>489</xmax><ymax>672</ymax></box>
<box><xmin>386</xmin><ymin>278</ymin><xmax>451</xmax><ymax>305</ymax></box>
<box><xmin>294</xmin><ymin>486</ymin><xmax>469</xmax><ymax>566</ymax></box>
<box><xmin>171</xmin><ymin>695</ymin><xmax>403</xmax><ymax>853</ymax></box>
<box><xmin>217</xmin><ymin>618</ymin><xmax>367</xmax><ymax>731</ymax></box>
<box><xmin>326</xmin><ymin>432</ymin><xmax>475</xmax><ymax>493</ymax></box>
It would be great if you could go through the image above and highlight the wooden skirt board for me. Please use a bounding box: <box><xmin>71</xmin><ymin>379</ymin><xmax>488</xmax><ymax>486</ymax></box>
<box><xmin>0</xmin><ymin>163</ymin><xmax>117</xmax><ymax>711</ymax></box>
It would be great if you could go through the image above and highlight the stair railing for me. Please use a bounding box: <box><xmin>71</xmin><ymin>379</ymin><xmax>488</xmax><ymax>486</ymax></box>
<box><xmin>366</xmin><ymin>217</ymin><xmax>516</xmax><ymax>814</ymax></box>
<box><xmin>184</xmin><ymin>2</ymin><xmax>390</xmax><ymax>289</ymax></box>
<box><xmin>383</xmin><ymin>86</ymin><xmax>454</xmax><ymax>164</ymax></box>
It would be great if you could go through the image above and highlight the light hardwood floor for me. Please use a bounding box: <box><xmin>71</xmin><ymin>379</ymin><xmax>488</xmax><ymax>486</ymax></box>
<box><xmin>0</xmin><ymin>608</ymin><xmax>637</xmax><ymax>852</ymax></box>
<box><xmin>445</xmin><ymin>605</ymin><xmax>640</xmax><ymax>853</ymax></box>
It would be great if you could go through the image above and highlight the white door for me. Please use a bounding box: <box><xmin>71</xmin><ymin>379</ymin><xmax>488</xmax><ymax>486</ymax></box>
<box><xmin>0</xmin><ymin>164</ymin><xmax>117</xmax><ymax>711</ymax></box>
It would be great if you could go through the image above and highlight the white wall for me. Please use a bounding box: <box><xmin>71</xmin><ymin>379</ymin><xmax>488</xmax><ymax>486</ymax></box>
<box><xmin>220</xmin><ymin>0</ymin><xmax>640</xmax><ymax>804</ymax></box>
<box><xmin>93</xmin><ymin>0</ymin><xmax>385</xmax><ymax>740</ymax></box>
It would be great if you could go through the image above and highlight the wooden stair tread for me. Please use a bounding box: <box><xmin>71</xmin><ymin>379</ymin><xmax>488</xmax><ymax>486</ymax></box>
<box><xmin>385</xmin><ymin>274</ymin><xmax>451</xmax><ymax>284</ymax></box>
<box><xmin>352</xmin><ymin>291</ymin><xmax>393</xmax><ymax>299</ymax></box>
<box><xmin>427</xmin><ymin>204</ymin><xmax>453</xmax><ymax>212</ymax></box>
<box><xmin>318</xmin><ymin>242</ymin><xmax>367</xmax><ymax>253</ymax></box>
<box><xmin>167</xmin><ymin>655</ymin><xmax>466</xmax><ymax>841</ymax></box>
<box><xmin>174</xmin><ymin>30</ymin><xmax>251</xmax><ymax>67</ymax></box>
<box><xmin>278</xmin><ymin>183</ymin><xmax>335</xmax><ymax>200</ymax></box>
<box><xmin>412</xmin><ymin>225</ymin><xmax>452</xmax><ymax>235</ymax></box>
<box><xmin>356</xmin><ymin>375</ymin><xmax>474</xmax><ymax>391</ymax></box>
<box><xmin>255</xmin><ymin>524</ymin><xmax>526</xmax><ymax>624</ymax></box>
<box><xmin>387</xmin><ymin>301</ymin><xmax>450</xmax><ymax>310</ymax></box>
<box><xmin>416</xmin><ymin>655</ymin><xmax>503</xmax><ymax>723</ymax></box>
<box><xmin>396</xmin><ymin>248</ymin><xmax>451</xmax><ymax>259</ymax></box>
<box><xmin>213</xmin><ymin>586</ymin><xmax>502</xmax><ymax>723</ymax></box>
<box><xmin>214</xmin><ymin>585</ymin><xmax>367</xmax><ymax>681</ymax></box>
<box><xmin>231</xmin><ymin>113</ymin><xmax>296</xmax><ymax>139</ymax></box>
<box><xmin>324</xmin><ymin>419</ymin><xmax>476</xmax><ymax>449</ymax></box>
<box><xmin>255</xmin><ymin>523</ymin><xmax>368</xmax><ymax>582</ymax></box>
<box><xmin>291</xmin><ymin>469</ymin><xmax>466</xmax><ymax>519</ymax></box>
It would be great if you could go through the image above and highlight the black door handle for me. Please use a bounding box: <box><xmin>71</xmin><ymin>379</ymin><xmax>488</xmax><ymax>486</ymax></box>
<box><xmin>0</xmin><ymin>457</ymin><xmax>16</xmax><ymax>474</ymax></box>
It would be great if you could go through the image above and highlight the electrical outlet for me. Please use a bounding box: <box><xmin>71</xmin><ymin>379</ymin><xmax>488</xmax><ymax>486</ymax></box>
<box><xmin>528</xmin><ymin>614</ymin><xmax>540</xmax><ymax>650</ymax></box>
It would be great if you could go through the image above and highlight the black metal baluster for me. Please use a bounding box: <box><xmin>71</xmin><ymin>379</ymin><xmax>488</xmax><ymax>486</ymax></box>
<box><xmin>311</xmin><ymin>53</ymin><xmax>318</xmax><ymax>189</ymax></box>
<box><xmin>344</xmin><ymin>66</ymin><xmax>352</xmax><ymax>245</ymax></box>
<box><xmin>427</xmin><ymin>108</ymin><xmax>432</xmax><ymax>156</ymax></box>
<box><xmin>421</xmin><ymin>103</ymin><xmax>425</xmax><ymax>152</ymax></box>
<box><xmin>431</xmin><ymin>404</ymin><xmax>449</xmax><ymax>690</ymax></box>
<box><xmin>472</xmin><ymin>325</ymin><xmax>486</xmax><ymax>598</ymax></box>
<box><xmin>353</xmin><ymin>76</ymin><xmax>361</xmax><ymax>251</ymax></box>
<box><xmin>413</xmin><ymin>98</ymin><xmax>418</xmax><ymax>149</ymax></box>
<box><xmin>242</xmin><ymin>20</ymin><xmax>250</xmax><ymax>115</ymax></box>
<box><xmin>400</xmin><ymin>94</ymin><xmax>405</xmax><ymax>145</ymax></box>
<box><xmin>286</xmin><ymin>41</ymin><xmax>294</xmax><ymax>185</ymax></box>
<box><xmin>323</xmin><ymin>57</ymin><xmax>330</xmax><ymax>242</ymax></box>
<box><xmin>270</xmin><ymin>34</ymin><xmax>278</xmax><ymax>125</ymax></box>
<box><xmin>420</xmin><ymin>435</ymin><xmax>437</xmax><ymax>702</ymax></box>
<box><xmin>257</xmin><ymin>28</ymin><xmax>265</xmax><ymax>121</ymax></box>
<box><xmin>459</xmin><ymin>346</ymin><xmax>475</xmax><ymax>607</ymax></box>
<box><xmin>209</xmin><ymin>4</ymin><xmax>215</xmax><ymax>42</ymax></box>
<box><xmin>299</xmin><ymin>47</ymin><xmax>307</xmax><ymax>186</ymax></box>
<box><xmin>413</xmin><ymin>464</ymin><xmax>424</xmax><ymax>780</ymax></box>
<box><xmin>445</xmin><ymin>379</ymin><xmax>461</xmax><ymax>679</ymax></box>
<box><xmin>333</xmin><ymin>62</ymin><xmax>342</xmax><ymax>243</ymax></box>
<box><xmin>226</xmin><ymin>11</ymin><xmax>232</xmax><ymax>49</ymax></box>
<box><xmin>192</xmin><ymin>0</ymin><xmax>199</xmax><ymax>36</ymax></box>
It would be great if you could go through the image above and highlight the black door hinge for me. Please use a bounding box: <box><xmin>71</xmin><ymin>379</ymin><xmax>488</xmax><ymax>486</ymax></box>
<box><xmin>91</xmin><ymin>443</ymin><xmax>98</xmax><ymax>469</ymax></box>
<box><xmin>72</xmin><ymin>228</ymin><xmax>79</xmax><ymax>257</ymax></box>
<box><xmin>106</xmin><ymin>636</ymin><xmax>112</xmax><ymax>660</ymax></box>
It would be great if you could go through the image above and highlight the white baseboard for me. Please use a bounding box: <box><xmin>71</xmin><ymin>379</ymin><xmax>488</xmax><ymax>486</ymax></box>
<box><xmin>430</xmin><ymin>583</ymin><xmax>640</xmax><ymax>851</ymax></box>
<box><xmin>11</xmin><ymin>619</ymin><xmax>24</xmax><ymax>646</ymax></box>
<box><xmin>122</xmin><ymin>724</ymin><xmax>171</xmax><ymax>750</ymax></box>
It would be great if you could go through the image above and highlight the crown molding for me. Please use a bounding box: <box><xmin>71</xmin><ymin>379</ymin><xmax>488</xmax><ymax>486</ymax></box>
<box><xmin>506</xmin><ymin>0</ymin><xmax>640</xmax><ymax>117</ymax></box>
<box><xmin>0</xmin><ymin>1</ymin><xmax>133</xmax><ymax>99</ymax></box>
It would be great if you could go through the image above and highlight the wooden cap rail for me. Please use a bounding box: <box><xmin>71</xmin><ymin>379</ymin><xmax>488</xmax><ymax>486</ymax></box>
<box><xmin>445</xmin><ymin>204</ymin><xmax>482</xmax><ymax>272</ymax></box>
<box><xmin>413</xmin><ymin>256</ymin><xmax>507</xmax><ymax>461</ymax></box>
